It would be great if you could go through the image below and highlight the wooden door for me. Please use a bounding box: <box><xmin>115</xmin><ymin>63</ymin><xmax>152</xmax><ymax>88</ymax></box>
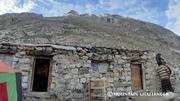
<box><xmin>131</xmin><ymin>64</ymin><xmax>142</xmax><ymax>91</ymax></box>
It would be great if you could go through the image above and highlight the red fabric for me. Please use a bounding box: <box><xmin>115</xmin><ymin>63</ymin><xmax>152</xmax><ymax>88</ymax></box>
<box><xmin>0</xmin><ymin>82</ymin><xmax>8</xmax><ymax>101</ymax></box>
<box><xmin>0</xmin><ymin>60</ymin><xmax>19</xmax><ymax>73</ymax></box>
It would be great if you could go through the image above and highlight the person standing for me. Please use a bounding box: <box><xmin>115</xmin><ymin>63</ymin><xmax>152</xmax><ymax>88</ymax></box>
<box><xmin>157</xmin><ymin>61</ymin><xmax>174</xmax><ymax>93</ymax></box>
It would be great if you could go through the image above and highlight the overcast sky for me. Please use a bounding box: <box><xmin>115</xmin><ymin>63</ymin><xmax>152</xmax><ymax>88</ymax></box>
<box><xmin>0</xmin><ymin>0</ymin><xmax>180</xmax><ymax>36</ymax></box>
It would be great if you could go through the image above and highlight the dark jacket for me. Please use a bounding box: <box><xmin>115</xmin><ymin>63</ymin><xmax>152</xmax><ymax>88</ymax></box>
<box><xmin>156</xmin><ymin>53</ymin><xmax>164</xmax><ymax>66</ymax></box>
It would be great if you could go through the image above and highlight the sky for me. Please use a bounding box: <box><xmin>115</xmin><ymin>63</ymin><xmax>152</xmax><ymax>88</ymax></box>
<box><xmin>0</xmin><ymin>0</ymin><xmax>180</xmax><ymax>36</ymax></box>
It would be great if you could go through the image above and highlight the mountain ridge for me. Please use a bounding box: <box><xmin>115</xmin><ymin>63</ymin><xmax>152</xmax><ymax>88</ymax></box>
<box><xmin>0</xmin><ymin>11</ymin><xmax>180</xmax><ymax>65</ymax></box>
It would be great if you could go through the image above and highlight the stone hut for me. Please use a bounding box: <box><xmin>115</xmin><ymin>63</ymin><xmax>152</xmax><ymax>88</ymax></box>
<box><xmin>0</xmin><ymin>42</ymin><xmax>177</xmax><ymax>101</ymax></box>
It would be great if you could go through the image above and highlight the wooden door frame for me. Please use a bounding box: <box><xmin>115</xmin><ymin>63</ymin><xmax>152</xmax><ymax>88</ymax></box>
<box><xmin>28</xmin><ymin>56</ymin><xmax>53</xmax><ymax>95</ymax></box>
<box><xmin>130</xmin><ymin>62</ymin><xmax>145</xmax><ymax>91</ymax></box>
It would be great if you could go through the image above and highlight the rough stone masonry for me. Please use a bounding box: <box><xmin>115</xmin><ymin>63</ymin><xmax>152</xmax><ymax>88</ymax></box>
<box><xmin>0</xmin><ymin>42</ymin><xmax>179</xmax><ymax>101</ymax></box>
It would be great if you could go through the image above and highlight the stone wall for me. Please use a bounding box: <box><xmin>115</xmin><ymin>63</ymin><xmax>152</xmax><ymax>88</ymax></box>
<box><xmin>50</xmin><ymin>47</ymin><xmax>160</xmax><ymax>101</ymax></box>
<box><xmin>0</xmin><ymin>42</ymin><xmax>179</xmax><ymax>101</ymax></box>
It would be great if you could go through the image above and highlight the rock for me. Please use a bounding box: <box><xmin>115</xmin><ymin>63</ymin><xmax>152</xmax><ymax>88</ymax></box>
<box><xmin>20</xmin><ymin>64</ymin><xmax>30</xmax><ymax>71</ymax></box>
<box><xmin>78</xmin><ymin>52</ymin><xmax>85</xmax><ymax>56</ymax></box>
<box><xmin>118</xmin><ymin>58</ymin><xmax>125</xmax><ymax>64</ymax></box>
<box><xmin>126</xmin><ymin>76</ymin><xmax>131</xmax><ymax>81</ymax></box>
<box><xmin>86</xmin><ymin>53</ymin><xmax>93</xmax><ymax>57</ymax></box>
<box><xmin>77</xmin><ymin>47</ymin><xmax>83</xmax><ymax>51</ymax></box>
<box><xmin>117</xmin><ymin>87</ymin><xmax>124</xmax><ymax>92</ymax></box>
<box><xmin>25</xmin><ymin>58</ymin><xmax>31</xmax><ymax>64</ymax></box>
<box><xmin>22</xmin><ymin>72</ymin><xmax>28</xmax><ymax>76</ymax></box>
<box><xmin>65</xmin><ymin>74</ymin><xmax>72</xmax><ymax>79</ymax></box>
<box><xmin>75</xmin><ymin>83</ymin><xmax>83</xmax><ymax>90</ymax></box>
<box><xmin>87</xmin><ymin>60</ymin><xmax>91</xmax><ymax>64</ymax></box>
<box><xmin>57</xmin><ymin>95</ymin><xmax>64</xmax><ymax>100</ymax></box>
<box><xmin>18</xmin><ymin>58</ymin><xmax>24</xmax><ymax>64</ymax></box>
<box><xmin>114</xmin><ymin>82</ymin><xmax>121</xmax><ymax>87</ymax></box>
<box><xmin>22</xmin><ymin>82</ymin><xmax>27</xmax><ymax>88</ymax></box>
<box><xmin>36</xmin><ymin>47</ymin><xmax>43</xmax><ymax>50</ymax></box>
<box><xmin>52</xmin><ymin>72</ymin><xmax>57</xmax><ymax>77</ymax></box>
<box><xmin>174</xmin><ymin>82</ymin><xmax>180</xmax><ymax>93</ymax></box>
<box><xmin>79</xmin><ymin>68</ymin><xmax>89</xmax><ymax>74</ymax></box>
<box><xmin>84</xmin><ymin>74</ymin><xmax>91</xmax><ymax>78</ymax></box>
<box><xmin>163</xmin><ymin>92</ymin><xmax>176</xmax><ymax>100</ymax></box>
<box><xmin>81</xmin><ymin>56</ymin><xmax>88</xmax><ymax>60</ymax></box>
<box><xmin>83</xmin><ymin>64</ymin><xmax>91</xmax><ymax>68</ymax></box>
<box><xmin>13</xmin><ymin>57</ymin><xmax>18</xmax><ymax>62</ymax></box>
<box><xmin>123</xmin><ymin>63</ymin><xmax>130</xmax><ymax>68</ymax></box>
<box><xmin>114</xmin><ymin>73</ymin><xmax>119</xmax><ymax>77</ymax></box>
<box><xmin>81</xmin><ymin>50</ymin><xmax>87</xmax><ymax>53</ymax></box>
<box><xmin>145</xmin><ymin>74</ymin><xmax>152</xmax><ymax>79</ymax></box>
<box><xmin>75</xmin><ymin>63</ymin><xmax>81</xmax><ymax>68</ymax></box>
<box><xmin>19</xmin><ymin>52</ymin><xmax>26</xmax><ymax>55</ymax></box>
<box><xmin>67</xmin><ymin>64</ymin><xmax>76</xmax><ymax>68</ymax></box>
<box><xmin>46</xmin><ymin>47</ymin><xmax>53</xmax><ymax>52</ymax></box>
<box><xmin>108</xmin><ymin>78</ymin><xmax>114</xmax><ymax>82</ymax></box>
<box><xmin>22</xmin><ymin>76</ymin><xmax>28</xmax><ymax>82</ymax></box>
<box><xmin>127</xmin><ymin>72</ymin><xmax>131</xmax><ymax>75</ymax></box>
<box><xmin>74</xmin><ymin>93</ymin><xmax>83</xmax><ymax>99</ymax></box>
<box><xmin>101</xmin><ymin>77</ymin><xmax>107</xmax><ymax>81</ymax></box>
<box><xmin>107</xmin><ymin>88</ymin><xmax>112</xmax><ymax>92</ymax></box>
<box><xmin>114</xmin><ymin>77</ymin><xmax>119</xmax><ymax>81</ymax></box>
<box><xmin>121</xmin><ymin>77</ymin><xmax>126</xmax><ymax>80</ymax></box>
<box><xmin>141</xmin><ymin>55</ymin><xmax>148</xmax><ymax>60</ymax></box>
<box><xmin>125</xmin><ymin>87</ymin><xmax>132</xmax><ymax>92</ymax></box>
<box><xmin>115</xmin><ymin>55</ymin><xmax>121</xmax><ymax>59</ymax></box>
<box><xmin>80</xmin><ymin>78</ymin><xmax>86</xmax><ymax>83</ymax></box>
<box><xmin>71</xmin><ymin>69</ymin><xmax>78</xmax><ymax>74</ymax></box>
<box><xmin>176</xmin><ymin>97</ymin><xmax>180</xmax><ymax>101</ymax></box>
<box><xmin>57</xmin><ymin>59</ymin><xmax>68</xmax><ymax>64</ymax></box>
<box><xmin>56</xmin><ymin>84</ymin><xmax>66</xmax><ymax>89</ymax></box>
<box><xmin>108</xmin><ymin>55</ymin><xmax>113</xmax><ymax>60</ymax></box>
<box><xmin>61</xmin><ymin>92</ymin><xmax>70</xmax><ymax>96</ymax></box>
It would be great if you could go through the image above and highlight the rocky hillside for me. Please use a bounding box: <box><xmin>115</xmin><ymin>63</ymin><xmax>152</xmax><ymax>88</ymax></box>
<box><xmin>0</xmin><ymin>10</ymin><xmax>180</xmax><ymax>65</ymax></box>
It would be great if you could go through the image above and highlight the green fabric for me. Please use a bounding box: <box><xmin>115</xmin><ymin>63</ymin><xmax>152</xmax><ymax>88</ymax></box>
<box><xmin>0</xmin><ymin>72</ymin><xmax>18</xmax><ymax>101</ymax></box>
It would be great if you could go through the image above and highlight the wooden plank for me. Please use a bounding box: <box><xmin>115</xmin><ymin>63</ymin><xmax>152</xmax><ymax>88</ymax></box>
<box><xmin>47</xmin><ymin>59</ymin><xmax>53</xmax><ymax>92</ymax></box>
<box><xmin>30</xmin><ymin>58</ymin><xmax>36</xmax><ymax>92</ymax></box>
<box><xmin>104</xmin><ymin>81</ymin><xmax>106</xmax><ymax>101</ymax></box>
<box><xmin>89</xmin><ymin>80</ymin><xmax>106</xmax><ymax>101</ymax></box>
<box><xmin>88</xmin><ymin>80</ymin><xmax>91</xmax><ymax>101</ymax></box>
<box><xmin>91</xmin><ymin>95</ymin><xmax>105</xmax><ymax>97</ymax></box>
<box><xmin>132</xmin><ymin>80</ymin><xmax>142</xmax><ymax>91</ymax></box>
<box><xmin>91</xmin><ymin>87</ymin><xmax>104</xmax><ymax>89</ymax></box>
<box><xmin>131</xmin><ymin>64</ymin><xmax>142</xmax><ymax>91</ymax></box>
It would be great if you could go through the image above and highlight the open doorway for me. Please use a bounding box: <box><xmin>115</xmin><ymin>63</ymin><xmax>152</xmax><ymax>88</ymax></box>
<box><xmin>32</xmin><ymin>59</ymin><xmax>50</xmax><ymax>92</ymax></box>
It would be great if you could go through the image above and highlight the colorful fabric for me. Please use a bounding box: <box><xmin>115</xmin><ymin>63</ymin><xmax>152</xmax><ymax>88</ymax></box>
<box><xmin>0</xmin><ymin>60</ymin><xmax>22</xmax><ymax>101</ymax></box>
<box><xmin>0</xmin><ymin>72</ymin><xmax>18</xmax><ymax>101</ymax></box>
<box><xmin>157</xmin><ymin>65</ymin><xmax>170</xmax><ymax>80</ymax></box>
<box><xmin>0</xmin><ymin>82</ymin><xmax>8</xmax><ymax>101</ymax></box>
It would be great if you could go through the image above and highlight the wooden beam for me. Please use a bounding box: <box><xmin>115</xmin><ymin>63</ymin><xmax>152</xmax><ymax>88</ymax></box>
<box><xmin>88</xmin><ymin>80</ymin><xmax>91</xmax><ymax>101</ymax></box>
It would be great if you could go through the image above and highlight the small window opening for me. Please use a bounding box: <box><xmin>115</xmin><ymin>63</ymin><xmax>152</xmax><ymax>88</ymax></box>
<box><xmin>0</xmin><ymin>54</ymin><xmax>13</xmax><ymax>67</ymax></box>
<box><xmin>91</xmin><ymin>62</ymin><xmax>109</xmax><ymax>73</ymax></box>
<box><xmin>32</xmin><ymin>59</ymin><xmax>50</xmax><ymax>92</ymax></box>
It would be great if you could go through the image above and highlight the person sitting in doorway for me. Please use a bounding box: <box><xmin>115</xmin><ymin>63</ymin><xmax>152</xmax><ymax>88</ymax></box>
<box><xmin>40</xmin><ymin>63</ymin><xmax>49</xmax><ymax>91</ymax></box>
<box><xmin>40</xmin><ymin>63</ymin><xmax>49</xmax><ymax>77</ymax></box>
